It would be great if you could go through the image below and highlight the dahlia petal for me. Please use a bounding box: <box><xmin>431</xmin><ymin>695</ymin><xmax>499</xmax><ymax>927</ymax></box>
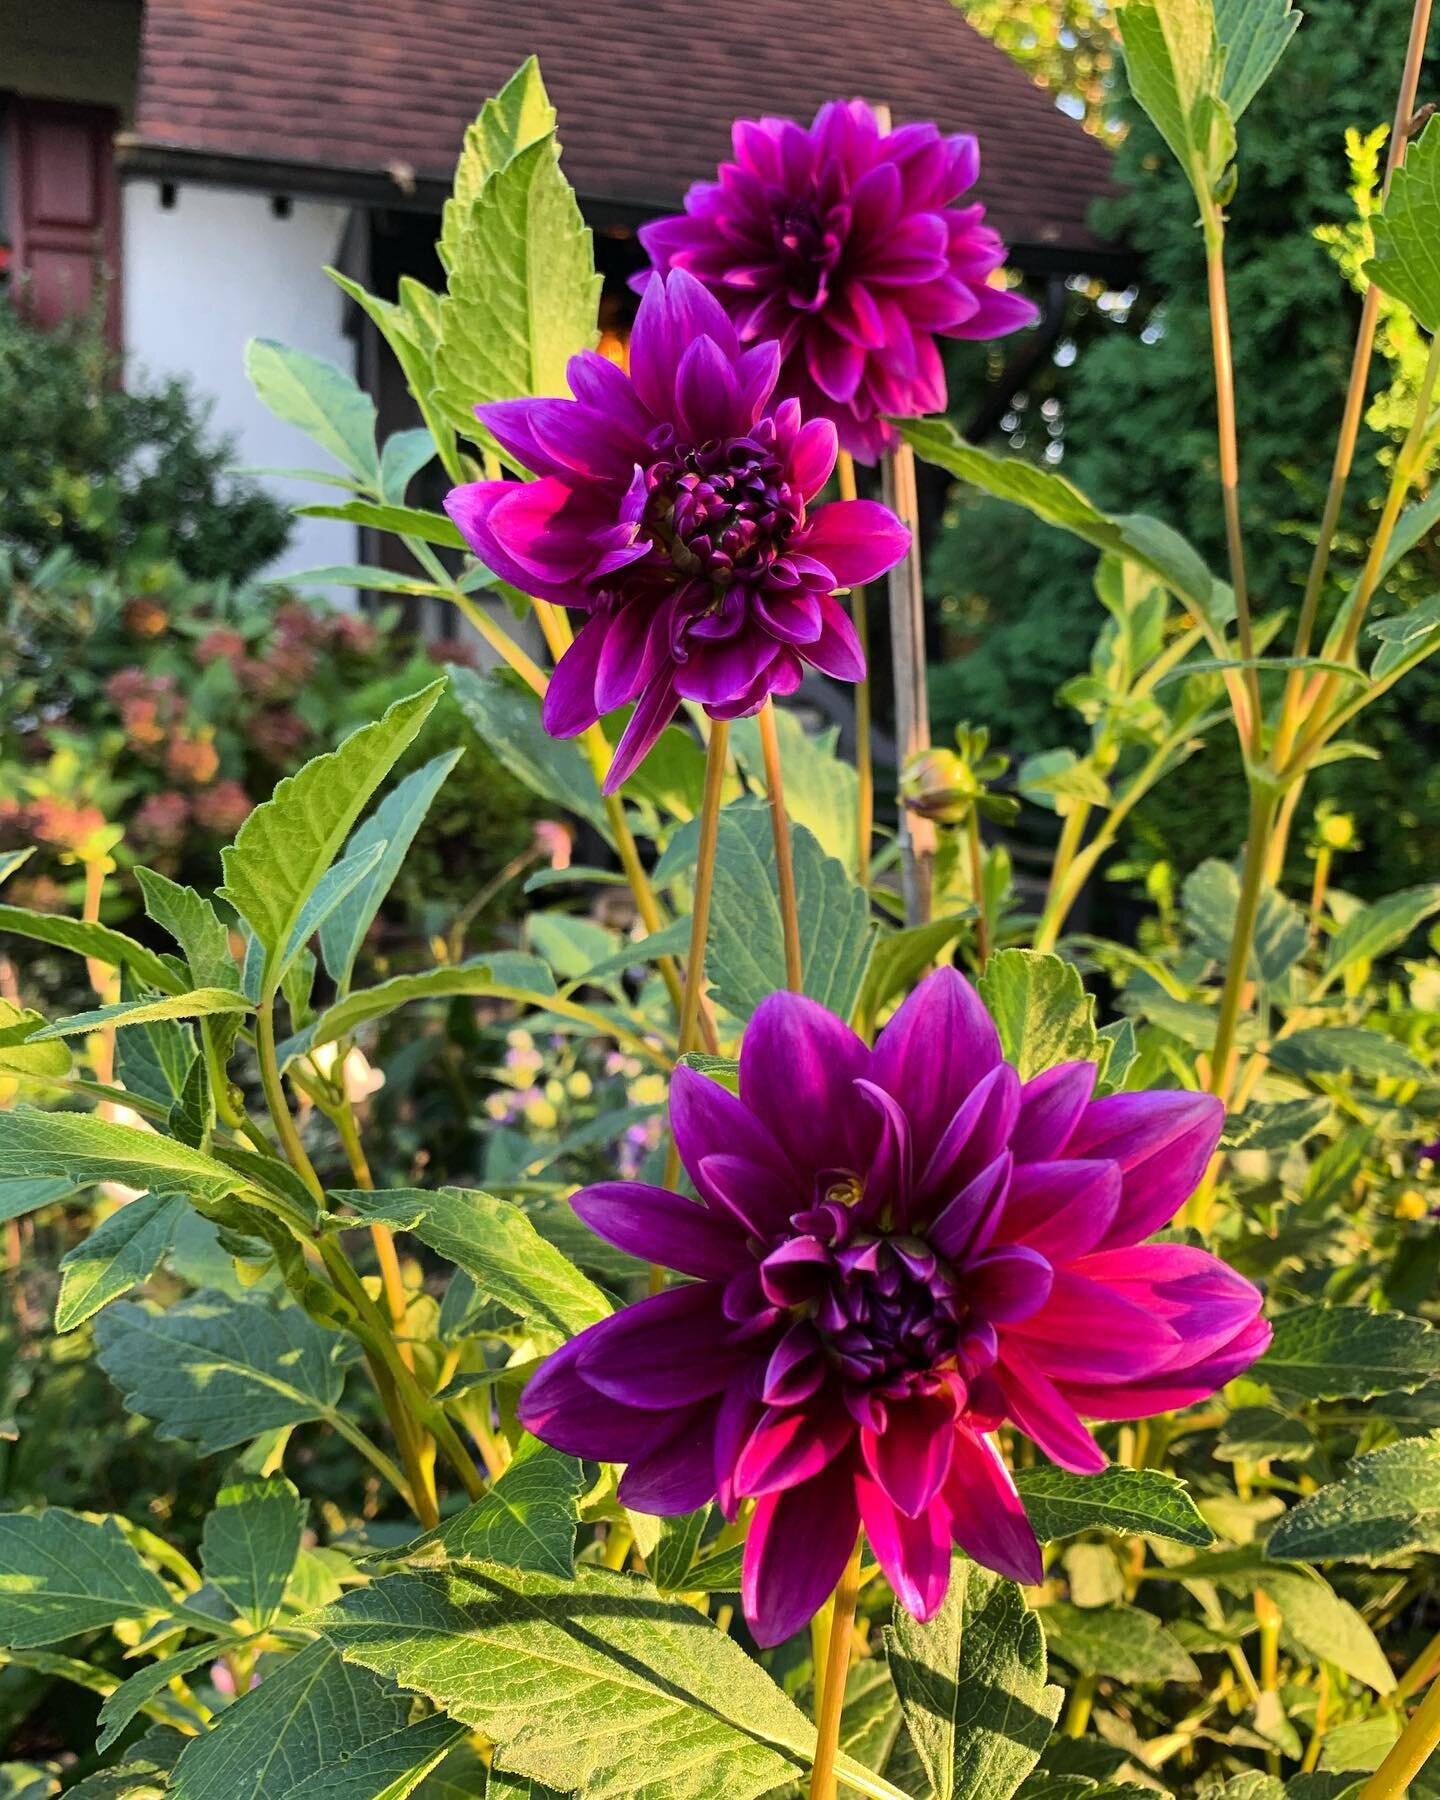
<box><xmin>995</xmin><ymin>1344</ymin><xmax>1107</xmax><ymax>1474</ymax></box>
<box><xmin>700</xmin><ymin>1153</ymin><xmax>798</xmax><ymax>1238</ymax></box>
<box><xmin>790</xmin><ymin>416</ymin><xmax>840</xmax><ymax>501</ymax></box>
<box><xmin>968</xmin><ymin>1245</ymin><xmax>1054</xmax><ymax>1325</ymax></box>
<box><xmin>870</xmin><ymin>967</ymin><xmax>1003</xmax><ymax>1175</ymax></box>
<box><xmin>803</xmin><ymin>595</ymin><xmax>868</xmax><ymax>681</ymax></box>
<box><xmin>577</xmin><ymin>1283</ymin><xmax>744</xmax><ymax>1408</ymax></box>
<box><xmin>807</xmin><ymin>329</ymin><xmax>866</xmax><ymax>404</ymax></box>
<box><xmin>570</xmin><ymin>1182</ymin><xmax>747</xmax><ymax>1280</ymax></box>
<box><xmin>803</xmin><ymin>500</ymin><xmax>912</xmax><ymax>586</ymax></box>
<box><xmin>853</xmin><ymin>1079</ymin><xmax>915</xmax><ymax>1225</ymax></box>
<box><xmin>541</xmin><ymin>614</ymin><xmax>607</xmax><ymax>739</ymax></box>
<box><xmin>860</xmin><ymin>1388</ymin><xmax>956</xmax><ymax>1517</ymax></box>
<box><xmin>485</xmin><ymin>477</ymin><xmax>599</xmax><ymax>583</ymax></box>
<box><xmin>715</xmin><ymin>1374</ymin><xmax>765</xmax><ymax>1520</ymax></box>
<box><xmin>954</xmin><ymin>283</ymin><xmax>1042</xmax><ymax>339</ymax></box>
<box><xmin>670</xmin><ymin>1061</ymin><xmax>796</xmax><ymax>1195</ymax></box>
<box><xmin>675</xmin><ymin>334</ymin><xmax>745</xmax><ymax>443</ymax></box>
<box><xmin>762</xmin><ymin>1320</ymin><xmax>827</xmax><ymax>1404</ymax></box>
<box><xmin>594</xmin><ymin>598</ymin><xmax>658</xmax><ymax>714</ymax></box>
<box><xmin>857</xmin><ymin>1472</ymin><xmax>954</xmax><ymax>1621</ymax></box>
<box><xmin>739</xmin><ymin>992</ymin><xmax>870</xmax><ymax>1178</ymax></box>
<box><xmin>1006</xmin><ymin>1270</ymin><xmax>1182</xmax><ymax>1380</ymax></box>
<box><xmin>735</xmin><ymin>340</ymin><xmax>782</xmax><ymax>423</ymax></box>
<box><xmin>1070</xmin><ymin>1244</ymin><xmax>1267</xmax><ymax>1371</ymax></box>
<box><xmin>604</xmin><ymin>675</ymin><xmax>680</xmax><ymax>793</ymax></box>
<box><xmin>519</xmin><ymin>1333</ymin><xmax>697</xmax><ymax>1461</ymax></box>
<box><xmin>1065</xmin><ymin>1091</ymin><xmax>1225</xmax><ymax>1249</ymax></box>
<box><xmin>919</xmin><ymin>1061</ymin><xmax>1021</xmax><ymax>1205</ymax></box>
<box><xmin>995</xmin><ymin>1159</ymin><xmax>1121</xmax><ymax>1265</ymax></box>
<box><xmin>617</xmin><ymin>1405</ymin><xmax>721</xmax><ymax>1514</ymax></box>
<box><xmin>742</xmin><ymin>1454</ymin><xmax>861</xmax><ymax>1646</ymax></box>
<box><xmin>565</xmin><ymin>347</ymin><xmax>657</xmax><ymax>440</ymax></box>
<box><xmin>444</xmin><ymin>482</ymin><xmax>578</xmax><ymax>604</ymax></box>
<box><xmin>734</xmin><ymin>1392</ymin><xmax>855</xmax><ymax>1497</ymax></box>
<box><xmin>673</xmin><ymin>629</ymin><xmax>780</xmax><ymax>709</ymax></box>
<box><xmin>630</xmin><ymin>268</ymin><xmax>737</xmax><ymax>416</ymax></box>
<box><xmin>1010</xmin><ymin>1061</ymin><xmax>1097</xmax><ymax>1163</ymax></box>
<box><xmin>495</xmin><ymin>396</ymin><xmax>640</xmax><ymax>482</ymax></box>
<box><xmin>943</xmin><ymin>1427</ymin><xmax>1044</xmax><ymax>1583</ymax></box>
<box><xmin>928</xmin><ymin>1150</ymin><xmax>1012</xmax><ymax>1261</ymax></box>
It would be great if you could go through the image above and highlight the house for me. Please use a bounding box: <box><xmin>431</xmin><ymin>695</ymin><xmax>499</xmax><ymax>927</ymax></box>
<box><xmin>1</xmin><ymin>0</ymin><xmax>1118</xmax><ymax>585</ymax></box>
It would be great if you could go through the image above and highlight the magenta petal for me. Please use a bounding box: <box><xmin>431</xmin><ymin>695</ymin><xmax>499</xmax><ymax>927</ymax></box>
<box><xmin>742</xmin><ymin>1454</ymin><xmax>861</xmax><ymax>1646</ymax></box>
<box><xmin>1071</xmin><ymin>1244</ymin><xmax>1267</xmax><ymax>1371</ymax></box>
<box><xmin>790</xmin><ymin>417</ymin><xmax>840</xmax><ymax>500</ymax></box>
<box><xmin>577</xmin><ymin>1283</ymin><xmax>744</xmax><ymax>1408</ymax></box>
<box><xmin>857</xmin><ymin>1472</ymin><xmax>954</xmax><ymax>1621</ymax></box>
<box><xmin>670</xmin><ymin>1064</ymin><xmax>796</xmax><ymax>1202</ymax></box>
<box><xmin>995</xmin><ymin>1345</ymin><xmax>1108</xmax><ymax>1475</ymax></box>
<box><xmin>803</xmin><ymin>500</ymin><xmax>912</xmax><ymax>586</ymax></box>
<box><xmin>520</xmin><ymin>1333</ymin><xmax>696</xmax><ymax>1461</ymax></box>
<box><xmin>928</xmin><ymin>1151</ymin><xmax>1012</xmax><ymax>1262</ymax></box>
<box><xmin>943</xmin><ymin>1427</ymin><xmax>1043</xmax><ymax>1584</ymax></box>
<box><xmin>995</xmin><ymin>1159</ymin><xmax>1121</xmax><ymax>1266</ymax></box>
<box><xmin>1010</xmin><ymin>1061</ymin><xmax>1097</xmax><ymax>1163</ymax></box>
<box><xmin>803</xmin><ymin>594</ymin><xmax>867</xmax><ymax>681</ymax></box>
<box><xmin>1065</xmin><ymin>1090</ymin><xmax>1224</xmax><ymax>1249</ymax></box>
<box><xmin>1060</xmin><ymin>1313</ymin><xmax>1273</xmax><ymax>1419</ymax></box>
<box><xmin>617</xmin><ymin>1406</ymin><xmax>720</xmax><ymax>1514</ymax></box>
<box><xmin>739</xmin><ymin>992</ymin><xmax>870</xmax><ymax>1180</ymax></box>
<box><xmin>967</xmin><ymin>1245</ymin><xmax>1054</xmax><ymax>1325</ymax></box>
<box><xmin>734</xmin><ymin>1393</ymin><xmax>855</xmax><ymax>1497</ymax></box>
<box><xmin>870</xmin><ymin>968</ymin><xmax>1003</xmax><ymax>1175</ymax></box>
<box><xmin>675</xmin><ymin>333</ymin><xmax>744</xmax><ymax>443</ymax></box>
<box><xmin>919</xmin><ymin>1061</ymin><xmax>1020</xmax><ymax>1206</ymax></box>
<box><xmin>604</xmin><ymin>676</ymin><xmax>681</xmax><ymax>793</ymax></box>
<box><xmin>541</xmin><ymin>615</ymin><xmax>607</xmax><ymax>739</ymax></box>
<box><xmin>571</xmin><ymin>1183</ymin><xmax>746</xmax><ymax>1280</ymax></box>
<box><xmin>715</xmin><ymin>1376</ymin><xmax>765</xmax><ymax>1520</ymax></box>
<box><xmin>860</xmin><ymin>1389</ymin><xmax>956</xmax><ymax>1517</ymax></box>
<box><xmin>1006</xmin><ymin>1270</ymin><xmax>1181</xmax><ymax>1380</ymax></box>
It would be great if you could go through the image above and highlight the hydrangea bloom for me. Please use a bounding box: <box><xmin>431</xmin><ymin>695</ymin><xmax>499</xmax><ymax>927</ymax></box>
<box><xmin>635</xmin><ymin>101</ymin><xmax>1040</xmax><ymax>460</ymax></box>
<box><xmin>520</xmin><ymin>969</ymin><xmax>1268</xmax><ymax>1646</ymax></box>
<box><xmin>445</xmin><ymin>269</ymin><xmax>909</xmax><ymax>792</ymax></box>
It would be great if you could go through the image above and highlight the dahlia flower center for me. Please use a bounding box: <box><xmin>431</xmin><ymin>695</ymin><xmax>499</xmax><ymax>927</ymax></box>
<box><xmin>647</xmin><ymin>428</ymin><xmax>800</xmax><ymax>589</ymax></box>
<box><xmin>758</xmin><ymin>1192</ymin><xmax>993</xmax><ymax>1403</ymax></box>
<box><xmin>776</xmin><ymin>200</ymin><xmax>846</xmax><ymax>308</ymax></box>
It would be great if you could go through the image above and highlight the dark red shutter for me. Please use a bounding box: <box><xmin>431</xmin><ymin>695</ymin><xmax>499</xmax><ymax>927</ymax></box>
<box><xmin>4</xmin><ymin>98</ymin><xmax>120</xmax><ymax>344</ymax></box>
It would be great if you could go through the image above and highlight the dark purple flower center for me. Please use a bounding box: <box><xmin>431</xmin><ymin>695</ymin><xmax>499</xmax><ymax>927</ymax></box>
<box><xmin>646</xmin><ymin>424</ymin><xmax>801</xmax><ymax>588</ymax></box>
<box><xmin>776</xmin><ymin>201</ymin><xmax>847</xmax><ymax>310</ymax></box>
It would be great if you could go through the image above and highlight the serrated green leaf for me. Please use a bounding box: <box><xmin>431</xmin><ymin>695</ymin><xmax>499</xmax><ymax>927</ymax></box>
<box><xmin>1216</xmin><ymin>1407</ymin><xmax>1316</xmax><ymax>1462</ymax></box>
<box><xmin>0</xmin><ymin>906</ymin><xmax>179</xmax><ymax>993</ymax></box>
<box><xmin>313</xmin><ymin>1563</ymin><xmax>909</xmax><ymax>1800</ymax></box>
<box><xmin>244</xmin><ymin>338</ymin><xmax>379</xmax><ymax>485</ymax></box>
<box><xmin>218</xmin><ymin>682</ymin><xmax>443</xmax><ymax>994</ymax></box>
<box><xmin>380</xmin><ymin>428</ymin><xmax>437</xmax><ymax>504</ymax></box>
<box><xmin>94</xmin><ymin>1291</ymin><xmax>355</xmax><ymax>1455</ymax></box>
<box><xmin>438</xmin><ymin>57</ymin><xmax>557</xmax><ymax>276</ymax></box>
<box><xmin>1268</xmin><ymin>1028</ymin><xmax>1426</xmax><ymax>1083</ymax></box>
<box><xmin>56</xmin><ymin>1191</ymin><xmax>188</xmax><ymax>1333</ymax></box>
<box><xmin>1182</xmin><ymin>860</ymin><xmax>1307</xmax><ymax>984</ymax></box>
<box><xmin>1266</xmin><ymin>1433</ymin><xmax>1440</xmax><ymax>1564</ymax></box>
<box><xmin>336</xmin><ymin>1187</ymin><xmax>609</xmax><ymax>1344</ymax></box>
<box><xmin>321</xmin><ymin>750</ymin><xmax>464</xmax><ymax>991</ymax></box>
<box><xmin>885</xmin><ymin>1558</ymin><xmax>1062</xmax><ymax>1800</ymax></box>
<box><xmin>1014</xmin><ymin>1467</ymin><xmax>1213</xmax><ymax>1547</ymax></box>
<box><xmin>1365</xmin><ymin>117</ymin><xmax>1440</xmax><ymax>331</ymax></box>
<box><xmin>31</xmin><ymin>988</ymin><xmax>252</xmax><ymax>1042</ymax></box>
<box><xmin>97</xmin><ymin>1641</ymin><xmax>226</xmax><ymax>1752</ymax></box>
<box><xmin>0</xmin><ymin>1109</ymin><xmax>245</xmax><ymax>1206</ymax></box>
<box><xmin>978</xmin><ymin>951</ymin><xmax>1099</xmax><ymax>1080</ymax></box>
<box><xmin>432</xmin><ymin>131</ymin><xmax>600</xmax><ymax>455</ymax></box>
<box><xmin>200</xmin><ymin>1477</ymin><xmax>306</xmax><ymax>1630</ymax></box>
<box><xmin>1214</xmin><ymin>0</ymin><xmax>1302</xmax><ymax>120</ymax></box>
<box><xmin>449</xmin><ymin>665</ymin><xmax>607</xmax><ymax>832</ymax></box>
<box><xmin>1040</xmin><ymin>1602</ymin><xmax>1199</xmax><ymax>1683</ymax></box>
<box><xmin>0</xmin><ymin>1001</ymin><xmax>72</xmax><ymax>1078</ymax></box>
<box><xmin>0</xmin><ymin>1176</ymin><xmax>82</xmax><ymax>1223</ymax></box>
<box><xmin>135</xmin><ymin>868</ymin><xmax>240</xmax><ymax>993</ymax></box>
<box><xmin>900</xmin><ymin>417</ymin><xmax>1227</xmax><ymax>632</ymax></box>
<box><xmin>168</xmin><ymin>1639</ymin><xmax>463</xmax><ymax>1800</ymax></box>
<box><xmin>1320</xmin><ymin>884</ymin><xmax>1440</xmax><ymax>986</ymax></box>
<box><xmin>294</xmin><ymin>954</ymin><xmax>556</xmax><ymax>1061</ymax></box>
<box><xmin>1255</xmin><ymin>1569</ymin><xmax>1393</xmax><ymax>1694</ymax></box>
<box><xmin>396</xmin><ymin>1437</ymin><xmax>583</xmax><ymax>1579</ymax></box>
<box><xmin>0</xmin><ymin>1511</ymin><xmax>173</xmax><ymax>1648</ymax></box>
<box><xmin>1257</xmin><ymin>1305</ymin><xmax>1440</xmax><ymax>1401</ymax></box>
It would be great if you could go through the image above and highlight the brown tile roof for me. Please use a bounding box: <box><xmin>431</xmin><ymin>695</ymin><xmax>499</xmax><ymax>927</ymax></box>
<box><xmin>129</xmin><ymin>0</ymin><xmax>1115</xmax><ymax>257</ymax></box>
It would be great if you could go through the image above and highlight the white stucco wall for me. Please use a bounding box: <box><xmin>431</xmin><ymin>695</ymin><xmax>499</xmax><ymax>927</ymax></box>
<box><xmin>121</xmin><ymin>180</ymin><xmax>358</xmax><ymax>593</ymax></box>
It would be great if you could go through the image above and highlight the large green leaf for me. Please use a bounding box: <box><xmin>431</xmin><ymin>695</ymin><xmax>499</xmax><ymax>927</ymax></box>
<box><xmin>1266</xmin><ymin>1434</ymin><xmax>1440</xmax><ymax>1564</ymax></box>
<box><xmin>978</xmin><ymin>951</ymin><xmax>1100</xmax><ymax>1081</ymax></box>
<box><xmin>218</xmin><ymin>682</ymin><xmax>443</xmax><ymax>995</ymax></box>
<box><xmin>97</xmin><ymin>1640</ymin><xmax>226</xmax><ymax>1753</ymax></box>
<box><xmin>1254</xmin><ymin>1570</ymin><xmax>1393</xmax><ymax>1694</ymax></box>
<box><xmin>320</xmin><ymin>750</ymin><xmax>464</xmax><ymax>990</ymax></box>
<box><xmin>0</xmin><ymin>1511</ymin><xmax>173</xmax><ymax>1648</ymax></box>
<box><xmin>0</xmin><ymin>1176</ymin><xmax>82</xmax><ymax>1225</ymax></box>
<box><xmin>337</xmin><ymin>1188</ymin><xmax>609</xmax><ymax>1344</ymax></box>
<box><xmin>31</xmin><ymin>988</ymin><xmax>251</xmax><ymax>1042</ymax></box>
<box><xmin>1118</xmin><ymin>0</ymin><xmax>1233</xmax><ymax>199</ymax></box>
<box><xmin>1257</xmin><ymin>1306</ymin><xmax>1440</xmax><ymax>1402</ymax></box>
<box><xmin>855</xmin><ymin>914</ymin><xmax>974</xmax><ymax>1029</ymax></box>
<box><xmin>276</xmin><ymin>840</ymin><xmax>387</xmax><ymax>984</ymax></box>
<box><xmin>730</xmin><ymin>709</ymin><xmax>861</xmax><ymax>875</ymax></box>
<box><xmin>55</xmin><ymin>1191</ymin><xmax>188</xmax><ymax>1332</ymax></box>
<box><xmin>0</xmin><ymin>906</ymin><xmax>179</xmax><ymax>993</ymax></box>
<box><xmin>439</xmin><ymin>57</ymin><xmax>556</xmax><ymax>277</ymax></box>
<box><xmin>168</xmin><ymin>1639</ymin><xmax>462</xmax><ymax>1800</ymax></box>
<box><xmin>313</xmin><ymin>1563</ymin><xmax>909</xmax><ymax>1800</ymax></box>
<box><xmin>900</xmin><ymin>418</ymin><xmax>1226</xmax><ymax>631</ymax></box>
<box><xmin>431</xmin><ymin>126</ymin><xmax>601</xmax><ymax>453</ymax></box>
<box><xmin>1320</xmin><ymin>884</ymin><xmax>1440</xmax><ymax>986</ymax></box>
<box><xmin>244</xmin><ymin>339</ymin><xmax>380</xmax><ymax>486</ymax></box>
<box><xmin>1040</xmin><ymin>1603</ymin><xmax>1199</xmax><ymax>1683</ymax></box>
<box><xmin>1213</xmin><ymin>0</ymin><xmax>1302</xmax><ymax>120</ymax></box>
<box><xmin>1182</xmin><ymin>860</ymin><xmax>1306</xmax><ymax>984</ymax></box>
<box><xmin>885</xmin><ymin>1559</ymin><xmax>1062</xmax><ymax>1800</ymax></box>
<box><xmin>200</xmin><ymin>1477</ymin><xmax>307</xmax><ymax>1630</ymax></box>
<box><xmin>94</xmin><ymin>1291</ymin><xmax>355</xmax><ymax>1455</ymax></box>
<box><xmin>1267</xmin><ymin>1028</ymin><xmax>1426</xmax><ymax>1084</ymax></box>
<box><xmin>1015</xmin><ymin>1467</ymin><xmax>1213</xmax><ymax>1548</ymax></box>
<box><xmin>1366</xmin><ymin>117</ymin><xmax>1440</xmax><ymax>332</ymax></box>
<box><xmin>0</xmin><ymin>1110</ymin><xmax>244</xmax><ymax>1207</ymax></box>
<box><xmin>395</xmin><ymin>1437</ymin><xmax>583</xmax><ymax>1579</ymax></box>
<box><xmin>296</xmin><ymin>498</ymin><xmax>467</xmax><ymax>549</ymax></box>
<box><xmin>449</xmin><ymin>665</ymin><xmax>606</xmax><ymax>832</ymax></box>
<box><xmin>135</xmin><ymin>869</ymin><xmax>240</xmax><ymax>993</ymax></box>
<box><xmin>293</xmin><ymin>954</ymin><xmax>556</xmax><ymax>1060</ymax></box>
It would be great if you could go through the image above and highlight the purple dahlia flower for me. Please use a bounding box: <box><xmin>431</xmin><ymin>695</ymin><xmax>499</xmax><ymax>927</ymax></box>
<box><xmin>520</xmin><ymin>969</ymin><xmax>1269</xmax><ymax>1646</ymax></box>
<box><xmin>445</xmin><ymin>269</ymin><xmax>909</xmax><ymax>792</ymax></box>
<box><xmin>635</xmin><ymin>100</ymin><xmax>1041</xmax><ymax>461</ymax></box>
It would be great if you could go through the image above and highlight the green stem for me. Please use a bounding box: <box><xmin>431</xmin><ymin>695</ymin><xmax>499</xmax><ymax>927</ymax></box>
<box><xmin>1064</xmin><ymin>1674</ymin><xmax>1097</xmax><ymax>1738</ymax></box>
<box><xmin>1034</xmin><ymin>805</ymin><xmax>1091</xmax><ymax>954</ymax></box>
<box><xmin>837</xmin><ymin>451</ymin><xmax>873</xmax><ymax>887</ymax></box>
<box><xmin>966</xmin><ymin>809</ymin><xmax>990</xmax><ymax>967</ymax></box>
<box><xmin>256</xmin><ymin>1001</ymin><xmax>324</xmax><ymax>1203</ymax></box>
<box><xmin>1205</xmin><ymin>783</ymin><xmax>1280</xmax><ymax>1104</ymax></box>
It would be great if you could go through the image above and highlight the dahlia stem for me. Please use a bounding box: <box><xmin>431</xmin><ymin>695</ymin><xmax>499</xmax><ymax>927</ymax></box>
<box><xmin>758</xmin><ymin>699</ymin><xmax>804</xmax><ymax>992</ymax></box>
<box><xmin>966</xmin><ymin>807</ymin><xmax>990</xmax><ymax>967</ymax></box>
<box><xmin>1203</xmin><ymin>782</ymin><xmax>1279</xmax><ymax>1107</ymax></box>
<box><xmin>837</xmin><ymin>451</ymin><xmax>873</xmax><ymax>887</ymax></box>
<box><xmin>809</xmin><ymin>1537</ymin><xmax>863</xmax><ymax>1800</ymax></box>
<box><xmin>1361</xmin><ymin>1671</ymin><xmax>1440</xmax><ymax>1800</ymax></box>
<box><xmin>881</xmin><ymin>438</ymin><xmax>935</xmax><ymax>925</ymax></box>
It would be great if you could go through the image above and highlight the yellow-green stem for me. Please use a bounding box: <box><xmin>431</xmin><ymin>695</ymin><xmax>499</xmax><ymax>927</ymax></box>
<box><xmin>837</xmin><ymin>451</ymin><xmax>873</xmax><ymax>886</ymax></box>
<box><xmin>809</xmin><ymin>1538</ymin><xmax>862</xmax><ymax>1800</ymax></box>
<box><xmin>1397</xmin><ymin>1630</ymin><xmax>1440</xmax><ymax>1706</ymax></box>
<box><xmin>758</xmin><ymin>700</ymin><xmax>803</xmax><ymax>992</ymax></box>
<box><xmin>1362</xmin><ymin>1673</ymin><xmax>1440</xmax><ymax>1800</ymax></box>
<box><xmin>1064</xmin><ymin>1674</ymin><xmax>1098</xmax><ymax>1739</ymax></box>
<box><xmin>967</xmin><ymin>809</ymin><xmax>990</xmax><ymax>966</ymax></box>
<box><xmin>1034</xmin><ymin>805</ymin><xmax>1091</xmax><ymax>954</ymax></box>
<box><xmin>1205</xmin><ymin>784</ymin><xmax>1280</xmax><ymax>1105</ymax></box>
<box><xmin>256</xmin><ymin>1002</ymin><xmax>325</xmax><ymax>1203</ymax></box>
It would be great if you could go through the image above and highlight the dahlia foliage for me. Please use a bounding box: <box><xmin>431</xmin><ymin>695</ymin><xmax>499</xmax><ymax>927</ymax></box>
<box><xmin>521</xmin><ymin>971</ymin><xmax>1267</xmax><ymax>1644</ymax></box>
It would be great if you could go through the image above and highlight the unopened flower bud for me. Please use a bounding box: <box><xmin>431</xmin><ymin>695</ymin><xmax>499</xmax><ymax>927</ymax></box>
<box><xmin>901</xmin><ymin>748</ymin><xmax>978</xmax><ymax>824</ymax></box>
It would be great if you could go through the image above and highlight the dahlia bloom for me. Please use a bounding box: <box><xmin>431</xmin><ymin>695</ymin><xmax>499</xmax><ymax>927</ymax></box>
<box><xmin>521</xmin><ymin>969</ymin><xmax>1268</xmax><ymax>1646</ymax></box>
<box><xmin>635</xmin><ymin>101</ymin><xmax>1041</xmax><ymax>461</ymax></box>
<box><xmin>445</xmin><ymin>270</ymin><xmax>908</xmax><ymax>791</ymax></box>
